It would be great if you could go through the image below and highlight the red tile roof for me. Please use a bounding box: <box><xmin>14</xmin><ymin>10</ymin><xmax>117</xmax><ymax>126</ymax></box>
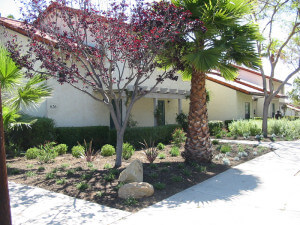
<box><xmin>0</xmin><ymin>17</ymin><xmax>56</xmax><ymax>45</ymax></box>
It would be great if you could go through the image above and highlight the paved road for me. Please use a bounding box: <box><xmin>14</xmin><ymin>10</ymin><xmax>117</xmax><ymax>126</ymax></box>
<box><xmin>9</xmin><ymin>141</ymin><xmax>300</xmax><ymax>225</ymax></box>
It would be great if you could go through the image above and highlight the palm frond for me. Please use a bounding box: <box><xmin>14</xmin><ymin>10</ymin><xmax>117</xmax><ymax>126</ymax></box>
<box><xmin>10</xmin><ymin>75</ymin><xmax>52</xmax><ymax>110</ymax></box>
<box><xmin>218</xmin><ymin>63</ymin><xmax>238</xmax><ymax>80</ymax></box>
<box><xmin>184</xmin><ymin>48</ymin><xmax>221</xmax><ymax>72</ymax></box>
<box><xmin>0</xmin><ymin>45</ymin><xmax>23</xmax><ymax>89</ymax></box>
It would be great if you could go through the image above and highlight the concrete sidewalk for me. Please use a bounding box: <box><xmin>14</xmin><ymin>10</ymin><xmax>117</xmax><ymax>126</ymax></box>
<box><xmin>9</xmin><ymin>141</ymin><xmax>300</xmax><ymax>225</ymax></box>
<box><xmin>113</xmin><ymin>141</ymin><xmax>300</xmax><ymax>225</ymax></box>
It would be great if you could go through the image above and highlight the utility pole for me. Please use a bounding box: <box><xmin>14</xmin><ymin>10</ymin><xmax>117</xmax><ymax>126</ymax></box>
<box><xmin>0</xmin><ymin>85</ymin><xmax>12</xmax><ymax>225</ymax></box>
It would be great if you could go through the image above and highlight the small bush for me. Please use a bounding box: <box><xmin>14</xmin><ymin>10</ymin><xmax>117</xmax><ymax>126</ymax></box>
<box><xmin>143</xmin><ymin>141</ymin><xmax>158</xmax><ymax>163</ymax></box>
<box><xmin>72</xmin><ymin>145</ymin><xmax>85</xmax><ymax>158</ymax></box>
<box><xmin>215</xmin><ymin>133</ymin><xmax>221</xmax><ymax>139</ymax></box>
<box><xmin>65</xmin><ymin>169</ymin><xmax>74</xmax><ymax>176</ymax></box>
<box><xmin>76</xmin><ymin>181</ymin><xmax>89</xmax><ymax>191</ymax></box>
<box><xmin>156</xmin><ymin>142</ymin><xmax>165</xmax><ymax>150</ymax></box>
<box><xmin>25</xmin><ymin>147</ymin><xmax>40</xmax><ymax>160</ymax></box>
<box><xmin>212</xmin><ymin>140</ymin><xmax>219</xmax><ymax>145</ymax></box>
<box><xmin>81</xmin><ymin>140</ymin><xmax>98</xmax><ymax>162</ymax></box>
<box><xmin>154</xmin><ymin>182</ymin><xmax>166</xmax><ymax>190</ymax></box>
<box><xmin>38</xmin><ymin>141</ymin><xmax>58</xmax><ymax>163</ymax></box>
<box><xmin>124</xmin><ymin>197</ymin><xmax>138</xmax><ymax>206</ymax></box>
<box><xmin>37</xmin><ymin>166</ymin><xmax>45</xmax><ymax>172</ymax></box>
<box><xmin>104</xmin><ymin>172</ymin><xmax>115</xmax><ymax>182</ymax></box>
<box><xmin>104</xmin><ymin>163</ymin><xmax>112</xmax><ymax>169</ymax></box>
<box><xmin>54</xmin><ymin>144</ymin><xmax>68</xmax><ymax>155</ymax></box>
<box><xmin>220</xmin><ymin>145</ymin><xmax>231</xmax><ymax>153</ymax></box>
<box><xmin>176</xmin><ymin>113</ymin><xmax>188</xmax><ymax>132</ymax></box>
<box><xmin>158</xmin><ymin>153</ymin><xmax>166</xmax><ymax>159</ymax></box>
<box><xmin>183</xmin><ymin>168</ymin><xmax>191</xmax><ymax>176</ymax></box>
<box><xmin>45</xmin><ymin>172</ymin><xmax>55</xmax><ymax>180</ymax></box>
<box><xmin>171</xmin><ymin>175</ymin><xmax>183</xmax><ymax>182</ymax></box>
<box><xmin>26</xmin><ymin>171</ymin><xmax>36</xmax><ymax>177</ymax></box>
<box><xmin>208</xmin><ymin>121</ymin><xmax>223</xmax><ymax>135</ymax></box>
<box><xmin>171</xmin><ymin>128</ymin><xmax>186</xmax><ymax>147</ymax></box>
<box><xmin>101</xmin><ymin>144</ymin><xmax>115</xmax><ymax>156</ymax></box>
<box><xmin>56</xmin><ymin>178</ymin><xmax>66</xmax><ymax>185</ymax></box>
<box><xmin>170</xmin><ymin>146</ymin><xmax>180</xmax><ymax>157</ymax></box>
<box><xmin>122</xmin><ymin>143</ymin><xmax>135</xmax><ymax>160</ymax></box>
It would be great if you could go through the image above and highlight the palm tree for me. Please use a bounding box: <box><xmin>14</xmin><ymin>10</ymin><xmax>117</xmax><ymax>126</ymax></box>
<box><xmin>0</xmin><ymin>45</ymin><xmax>52</xmax><ymax>130</ymax></box>
<box><xmin>165</xmin><ymin>0</ymin><xmax>261</xmax><ymax>163</ymax></box>
<box><xmin>0</xmin><ymin>45</ymin><xmax>52</xmax><ymax>224</ymax></box>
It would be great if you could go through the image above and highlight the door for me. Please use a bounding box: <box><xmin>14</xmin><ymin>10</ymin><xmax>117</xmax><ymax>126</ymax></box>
<box><xmin>157</xmin><ymin>100</ymin><xmax>165</xmax><ymax>126</ymax></box>
<box><xmin>245</xmin><ymin>102</ymin><xmax>250</xmax><ymax>119</ymax></box>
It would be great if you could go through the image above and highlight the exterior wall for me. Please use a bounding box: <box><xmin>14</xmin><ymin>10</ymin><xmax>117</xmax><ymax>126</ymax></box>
<box><xmin>236</xmin><ymin>92</ymin><xmax>255</xmax><ymax>119</ymax></box>
<box><xmin>206</xmin><ymin>80</ymin><xmax>239</xmax><ymax>121</ymax></box>
<box><xmin>238</xmin><ymin>69</ymin><xmax>284</xmax><ymax>94</ymax></box>
<box><xmin>130</xmin><ymin>98</ymin><xmax>154</xmax><ymax>127</ymax></box>
<box><xmin>256</xmin><ymin>97</ymin><xmax>280</xmax><ymax>118</ymax></box>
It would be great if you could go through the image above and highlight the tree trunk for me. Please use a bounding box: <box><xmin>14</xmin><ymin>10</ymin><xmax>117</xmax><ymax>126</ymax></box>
<box><xmin>262</xmin><ymin>98</ymin><xmax>270</xmax><ymax>138</ymax></box>
<box><xmin>184</xmin><ymin>71</ymin><xmax>212</xmax><ymax>163</ymax></box>
<box><xmin>0</xmin><ymin>86</ymin><xmax>12</xmax><ymax>225</ymax></box>
<box><xmin>114</xmin><ymin>130</ymin><xmax>124</xmax><ymax>168</ymax></box>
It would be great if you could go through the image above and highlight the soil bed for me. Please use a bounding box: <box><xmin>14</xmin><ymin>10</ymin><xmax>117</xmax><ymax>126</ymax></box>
<box><xmin>7</xmin><ymin>143</ymin><xmax>271</xmax><ymax>212</ymax></box>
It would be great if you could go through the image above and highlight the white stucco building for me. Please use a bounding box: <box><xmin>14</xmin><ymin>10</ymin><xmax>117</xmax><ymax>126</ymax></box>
<box><xmin>0</xmin><ymin>6</ymin><xmax>291</xmax><ymax>128</ymax></box>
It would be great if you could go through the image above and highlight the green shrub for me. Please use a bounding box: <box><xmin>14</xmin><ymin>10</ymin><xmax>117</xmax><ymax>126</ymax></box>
<box><xmin>101</xmin><ymin>144</ymin><xmax>115</xmax><ymax>156</ymax></box>
<box><xmin>25</xmin><ymin>147</ymin><xmax>40</xmax><ymax>159</ymax></box>
<box><xmin>154</xmin><ymin>182</ymin><xmax>166</xmax><ymax>190</ymax></box>
<box><xmin>224</xmin><ymin>120</ymin><xmax>234</xmax><ymax>130</ymax></box>
<box><xmin>220</xmin><ymin>145</ymin><xmax>231</xmax><ymax>153</ymax></box>
<box><xmin>215</xmin><ymin>133</ymin><xmax>221</xmax><ymax>139</ymax></box>
<box><xmin>76</xmin><ymin>181</ymin><xmax>89</xmax><ymax>191</ymax></box>
<box><xmin>54</xmin><ymin>144</ymin><xmax>68</xmax><ymax>155</ymax></box>
<box><xmin>104</xmin><ymin>163</ymin><xmax>112</xmax><ymax>169</ymax></box>
<box><xmin>104</xmin><ymin>172</ymin><xmax>115</xmax><ymax>182</ymax></box>
<box><xmin>38</xmin><ymin>142</ymin><xmax>58</xmax><ymax>163</ymax></box>
<box><xmin>72</xmin><ymin>145</ymin><xmax>85</xmax><ymax>158</ymax></box>
<box><xmin>229</xmin><ymin>119</ymin><xmax>300</xmax><ymax>139</ymax></box>
<box><xmin>55</xmin><ymin>126</ymin><xmax>109</xmax><ymax>150</ymax></box>
<box><xmin>7</xmin><ymin>117</ymin><xmax>56</xmax><ymax>151</ymax></box>
<box><xmin>176</xmin><ymin>113</ymin><xmax>188</xmax><ymax>132</ymax></box>
<box><xmin>158</xmin><ymin>153</ymin><xmax>166</xmax><ymax>159</ymax></box>
<box><xmin>122</xmin><ymin>143</ymin><xmax>135</xmax><ymax>160</ymax></box>
<box><xmin>170</xmin><ymin>146</ymin><xmax>180</xmax><ymax>157</ymax></box>
<box><xmin>212</xmin><ymin>140</ymin><xmax>219</xmax><ymax>145</ymax></box>
<box><xmin>208</xmin><ymin>121</ymin><xmax>223</xmax><ymax>135</ymax></box>
<box><xmin>157</xmin><ymin>142</ymin><xmax>165</xmax><ymax>150</ymax></box>
<box><xmin>171</xmin><ymin>128</ymin><xmax>186</xmax><ymax>147</ymax></box>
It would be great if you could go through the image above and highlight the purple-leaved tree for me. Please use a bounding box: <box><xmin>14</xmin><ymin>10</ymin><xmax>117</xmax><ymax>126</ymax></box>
<box><xmin>6</xmin><ymin>0</ymin><xmax>204</xmax><ymax>167</ymax></box>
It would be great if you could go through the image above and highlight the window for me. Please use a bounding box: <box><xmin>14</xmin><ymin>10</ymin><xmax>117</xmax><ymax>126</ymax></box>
<box><xmin>245</xmin><ymin>102</ymin><xmax>250</xmax><ymax>119</ymax></box>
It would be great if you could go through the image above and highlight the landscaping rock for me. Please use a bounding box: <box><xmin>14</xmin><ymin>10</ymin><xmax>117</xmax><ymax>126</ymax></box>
<box><xmin>118</xmin><ymin>182</ymin><xmax>154</xmax><ymax>199</ymax></box>
<box><xmin>234</xmin><ymin>157</ymin><xmax>240</xmax><ymax>161</ymax></box>
<box><xmin>119</xmin><ymin>159</ymin><xmax>143</xmax><ymax>183</ymax></box>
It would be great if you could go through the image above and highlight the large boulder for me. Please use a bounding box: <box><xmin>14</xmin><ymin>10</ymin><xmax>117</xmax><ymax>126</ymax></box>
<box><xmin>118</xmin><ymin>182</ymin><xmax>154</xmax><ymax>199</ymax></box>
<box><xmin>119</xmin><ymin>159</ymin><xmax>143</xmax><ymax>183</ymax></box>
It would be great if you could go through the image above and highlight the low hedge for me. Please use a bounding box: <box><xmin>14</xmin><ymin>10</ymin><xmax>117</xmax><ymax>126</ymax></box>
<box><xmin>55</xmin><ymin>126</ymin><xmax>110</xmax><ymax>151</ymax></box>
<box><xmin>110</xmin><ymin>124</ymin><xmax>181</xmax><ymax>149</ymax></box>
<box><xmin>208</xmin><ymin>120</ymin><xmax>223</xmax><ymax>135</ymax></box>
<box><xmin>6</xmin><ymin>117</ymin><xmax>56</xmax><ymax>151</ymax></box>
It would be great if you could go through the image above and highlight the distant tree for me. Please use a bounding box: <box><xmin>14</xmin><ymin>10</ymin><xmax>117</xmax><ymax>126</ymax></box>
<box><xmin>288</xmin><ymin>77</ymin><xmax>300</xmax><ymax>107</ymax></box>
<box><xmin>251</xmin><ymin>0</ymin><xmax>300</xmax><ymax>137</ymax></box>
<box><xmin>5</xmin><ymin>0</ymin><xmax>201</xmax><ymax>167</ymax></box>
<box><xmin>6</xmin><ymin>15</ymin><xmax>15</xmax><ymax>19</ymax></box>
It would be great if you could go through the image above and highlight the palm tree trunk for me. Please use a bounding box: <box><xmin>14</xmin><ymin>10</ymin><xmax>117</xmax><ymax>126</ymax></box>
<box><xmin>184</xmin><ymin>71</ymin><xmax>212</xmax><ymax>163</ymax></box>
<box><xmin>0</xmin><ymin>85</ymin><xmax>12</xmax><ymax>225</ymax></box>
